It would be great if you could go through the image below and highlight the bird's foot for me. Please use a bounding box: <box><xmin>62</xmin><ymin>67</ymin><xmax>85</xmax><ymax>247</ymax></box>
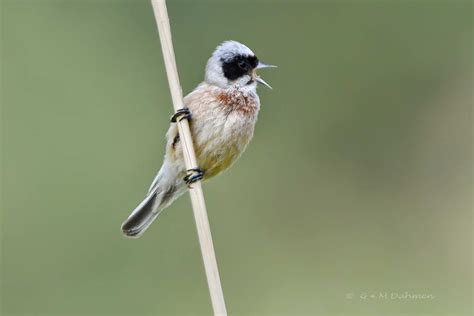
<box><xmin>184</xmin><ymin>168</ymin><xmax>204</xmax><ymax>186</ymax></box>
<box><xmin>170</xmin><ymin>108</ymin><xmax>192</xmax><ymax>123</ymax></box>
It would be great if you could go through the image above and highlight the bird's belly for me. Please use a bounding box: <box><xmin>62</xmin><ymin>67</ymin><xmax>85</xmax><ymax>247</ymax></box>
<box><xmin>194</xmin><ymin>114</ymin><xmax>256</xmax><ymax>179</ymax></box>
<box><xmin>197</xmin><ymin>146</ymin><xmax>241</xmax><ymax>179</ymax></box>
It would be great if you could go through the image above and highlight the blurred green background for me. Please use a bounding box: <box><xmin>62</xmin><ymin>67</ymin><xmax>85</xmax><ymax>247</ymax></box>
<box><xmin>1</xmin><ymin>0</ymin><xmax>472</xmax><ymax>315</ymax></box>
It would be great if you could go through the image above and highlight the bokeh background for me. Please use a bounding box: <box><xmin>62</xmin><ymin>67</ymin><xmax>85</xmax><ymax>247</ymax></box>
<box><xmin>1</xmin><ymin>0</ymin><xmax>472</xmax><ymax>315</ymax></box>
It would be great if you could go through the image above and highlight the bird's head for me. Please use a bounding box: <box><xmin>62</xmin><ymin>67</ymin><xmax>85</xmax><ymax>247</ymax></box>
<box><xmin>205</xmin><ymin>40</ymin><xmax>276</xmax><ymax>91</ymax></box>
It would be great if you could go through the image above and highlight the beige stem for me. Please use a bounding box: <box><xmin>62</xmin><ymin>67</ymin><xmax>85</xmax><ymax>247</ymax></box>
<box><xmin>150</xmin><ymin>1</ymin><xmax>227</xmax><ymax>315</ymax></box>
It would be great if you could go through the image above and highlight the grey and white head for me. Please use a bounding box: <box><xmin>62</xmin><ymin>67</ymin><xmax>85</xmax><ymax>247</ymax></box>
<box><xmin>205</xmin><ymin>40</ymin><xmax>276</xmax><ymax>92</ymax></box>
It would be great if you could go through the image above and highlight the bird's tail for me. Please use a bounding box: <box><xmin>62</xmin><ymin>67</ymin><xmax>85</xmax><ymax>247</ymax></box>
<box><xmin>121</xmin><ymin>165</ymin><xmax>185</xmax><ymax>238</ymax></box>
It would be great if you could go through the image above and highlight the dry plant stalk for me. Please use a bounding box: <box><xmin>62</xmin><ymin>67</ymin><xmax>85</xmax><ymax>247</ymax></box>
<box><xmin>150</xmin><ymin>0</ymin><xmax>227</xmax><ymax>315</ymax></box>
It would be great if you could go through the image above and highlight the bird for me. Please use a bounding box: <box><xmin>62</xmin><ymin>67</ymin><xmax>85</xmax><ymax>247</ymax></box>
<box><xmin>121</xmin><ymin>40</ymin><xmax>276</xmax><ymax>238</ymax></box>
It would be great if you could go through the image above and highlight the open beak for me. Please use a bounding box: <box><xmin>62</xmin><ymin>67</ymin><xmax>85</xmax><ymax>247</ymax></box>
<box><xmin>256</xmin><ymin>62</ymin><xmax>277</xmax><ymax>70</ymax></box>
<box><xmin>254</xmin><ymin>61</ymin><xmax>277</xmax><ymax>89</ymax></box>
<box><xmin>256</xmin><ymin>76</ymin><xmax>273</xmax><ymax>89</ymax></box>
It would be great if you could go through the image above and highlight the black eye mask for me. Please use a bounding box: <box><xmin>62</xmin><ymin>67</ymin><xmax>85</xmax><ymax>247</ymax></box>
<box><xmin>221</xmin><ymin>55</ymin><xmax>259</xmax><ymax>81</ymax></box>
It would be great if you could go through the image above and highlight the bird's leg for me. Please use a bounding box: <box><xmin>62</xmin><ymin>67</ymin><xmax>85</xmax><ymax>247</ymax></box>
<box><xmin>170</xmin><ymin>108</ymin><xmax>192</xmax><ymax>123</ymax></box>
<box><xmin>171</xmin><ymin>109</ymin><xmax>202</xmax><ymax>186</ymax></box>
<box><xmin>184</xmin><ymin>168</ymin><xmax>205</xmax><ymax>186</ymax></box>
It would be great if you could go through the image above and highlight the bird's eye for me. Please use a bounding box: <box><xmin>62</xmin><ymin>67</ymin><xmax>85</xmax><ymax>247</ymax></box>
<box><xmin>238</xmin><ymin>60</ymin><xmax>247</xmax><ymax>69</ymax></box>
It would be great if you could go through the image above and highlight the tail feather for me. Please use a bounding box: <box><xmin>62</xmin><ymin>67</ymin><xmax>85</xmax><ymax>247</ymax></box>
<box><xmin>121</xmin><ymin>189</ymin><xmax>163</xmax><ymax>238</ymax></box>
<box><xmin>121</xmin><ymin>164</ymin><xmax>186</xmax><ymax>238</ymax></box>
